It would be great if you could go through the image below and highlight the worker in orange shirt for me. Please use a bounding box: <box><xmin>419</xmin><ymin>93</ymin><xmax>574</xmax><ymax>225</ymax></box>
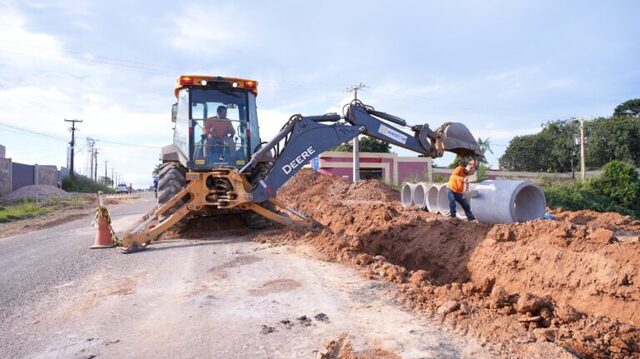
<box><xmin>203</xmin><ymin>105</ymin><xmax>235</xmax><ymax>162</ymax></box>
<box><xmin>447</xmin><ymin>160</ymin><xmax>477</xmax><ymax>221</ymax></box>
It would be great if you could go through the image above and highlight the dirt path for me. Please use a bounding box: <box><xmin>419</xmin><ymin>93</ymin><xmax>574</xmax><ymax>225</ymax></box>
<box><xmin>0</xmin><ymin>196</ymin><xmax>491</xmax><ymax>359</ymax></box>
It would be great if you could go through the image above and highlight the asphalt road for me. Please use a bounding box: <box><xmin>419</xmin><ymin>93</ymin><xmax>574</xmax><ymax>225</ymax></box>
<box><xmin>0</xmin><ymin>194</ymin><xmax>492</xmax><ymax>359</ymax></box>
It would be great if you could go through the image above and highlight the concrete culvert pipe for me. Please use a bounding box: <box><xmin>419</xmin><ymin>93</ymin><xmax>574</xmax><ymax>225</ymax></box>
<box><xmin>436</xmin><ymin>185</ymin><xmax>451</xmax><ymax>215</ymax></box>
<box><xmin>401</xmin><ymin>183</ymin><xmax>418</xmax><ymax>208</ymax></box>
<box><xmin>413</xmin><ymin>182</ymin><xmax>430</xmax><ymax>210</ymax></box>
<box><xmin>426</xmin><ymin>184</ymin><xmax>440</xmax><ymax>212</ymax></box>
<box><xmin>470</xmin><ymin>180</ymin><xmax>546</xmax><ymax>224</ymax></box>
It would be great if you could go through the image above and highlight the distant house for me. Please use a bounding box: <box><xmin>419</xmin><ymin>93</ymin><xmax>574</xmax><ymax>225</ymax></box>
<box><xmin>318</xmin><ymin>151</ymin><xmax>432</xmax><ymax>185</ymax></box>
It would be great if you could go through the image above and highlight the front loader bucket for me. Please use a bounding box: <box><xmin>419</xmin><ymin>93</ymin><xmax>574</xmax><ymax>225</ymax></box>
<box><xmin>439</xmin><ymin>122</ymin><xmax>482</xmax><ymax>157</ymax></box>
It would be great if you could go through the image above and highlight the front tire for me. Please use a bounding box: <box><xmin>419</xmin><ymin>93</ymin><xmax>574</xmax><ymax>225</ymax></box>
<box><xmin>157</xmin><ymin>162</ymin><xmax>187</xmax><ymax>220</ymax></box>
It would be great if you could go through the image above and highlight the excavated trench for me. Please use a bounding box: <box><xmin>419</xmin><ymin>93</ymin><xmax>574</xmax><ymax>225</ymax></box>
<box><xmin>161</xmin><ymin>169</ymin><xmax>640</xmax><ymax>357</ymax></box>
<box><xmin>266</xmin><ymin>170</ymin><xmax>640</xmax><ymax>358</ymax></box>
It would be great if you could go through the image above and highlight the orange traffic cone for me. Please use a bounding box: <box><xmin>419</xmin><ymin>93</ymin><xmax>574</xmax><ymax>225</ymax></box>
<box><xmin>91</xmin><ymin>213</ymin><xmax>115</xmax><ymax>248</ymax></box>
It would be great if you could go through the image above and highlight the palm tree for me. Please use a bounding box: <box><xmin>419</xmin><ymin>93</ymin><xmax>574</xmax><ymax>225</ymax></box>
<box><xmin>477</xmin><ymin>137</ymin><xmax>493</xmax><ymax>164</ymax></box>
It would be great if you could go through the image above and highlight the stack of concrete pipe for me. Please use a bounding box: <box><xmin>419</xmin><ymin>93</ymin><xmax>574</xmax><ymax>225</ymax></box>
<box><xmin>400</xmin><ymin>180</ymin><xmax>546</xmax><ymax>224</ymax></box>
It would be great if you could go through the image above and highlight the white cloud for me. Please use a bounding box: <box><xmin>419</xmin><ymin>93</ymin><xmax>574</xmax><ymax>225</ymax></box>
<box><xmin>169</xmin><ymin>4</ymin><xmax>251</xmax><ymax>55</ymax></box>
<box><xmin>256</xmin><ymin>109</ymin><xmax>291</xmax><ymax>142</ymax></box>
<box><xmin>0</xmin><ymin>7</ymin><xmax>172</xmax><ymax>188</ymax></box>
<box><xmin>0</xmin><ymin>7</ymin><xmax>72</xmax><ymax>71</ymax></box>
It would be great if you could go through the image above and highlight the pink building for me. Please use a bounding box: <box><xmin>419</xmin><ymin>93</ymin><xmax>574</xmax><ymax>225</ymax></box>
<box><xmin>318</xmin><ymin>151</ymin><xmax>432</xmax><ymax>185</ymax></box>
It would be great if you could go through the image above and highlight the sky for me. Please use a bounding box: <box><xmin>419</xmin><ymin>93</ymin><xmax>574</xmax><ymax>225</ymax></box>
<box><xmin>0</xmin><ymin>0</ymin><xmax>638</xmax><ymax>188</ymax></box>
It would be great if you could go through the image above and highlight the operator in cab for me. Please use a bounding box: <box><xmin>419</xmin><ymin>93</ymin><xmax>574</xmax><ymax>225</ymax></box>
<box><xmin>446</xmin><ymin>160</ymin><xmax>477</xmax><ymax>221</ymax></box>
<box><xmin>203</xmin><ymin>105</ymin><xmax>235</xmax><ymax>163</ymax></box>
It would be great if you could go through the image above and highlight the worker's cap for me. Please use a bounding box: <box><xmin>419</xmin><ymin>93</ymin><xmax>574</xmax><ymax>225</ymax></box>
<box><xmin>217</xmin><ymin>105</ymin><xmax>227</xmax><ymax>112</ymax></box>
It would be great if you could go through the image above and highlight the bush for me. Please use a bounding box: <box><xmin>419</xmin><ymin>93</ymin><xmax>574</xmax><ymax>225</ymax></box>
<box><xmin>544</xmin><ymin>182</ymin><xmax>636</xmax><ymax>217</ymax></box>
<box><xmin>476</xmin><ymin>164</ymin><xmax>489</xmax><ymax>182</ymax></box>
<box><xmin>542</xmin><ymin>160</ymin><xmax>640</xmax><ymax>219</ymax></box>
<box><xmin>62</xmin><ymin>175</ymin><xmax>116</xmax><ymax>194</ymax></box>
<box><xmin>590</xmin><ymin>161</ymin><xmax>640</xmax><ymax>209</ymax></box>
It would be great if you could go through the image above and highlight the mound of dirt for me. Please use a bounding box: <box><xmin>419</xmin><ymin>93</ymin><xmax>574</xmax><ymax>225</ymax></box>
<box><xmin>279</xmin><ymin>170</ymin><xmax>400</xmax><ymax>204</ymax></box>
<box><xmin>1</xmin><ymin>185</ymin><xmax>71</xmax><ymax>202</ymax></box>
<box><xmin>259</xmin><ymin>169</ymin><xmax>640</xmax><ymax>358</ymax></box>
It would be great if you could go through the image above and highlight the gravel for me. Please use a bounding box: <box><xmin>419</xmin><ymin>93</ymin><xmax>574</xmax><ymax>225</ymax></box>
<box><xmin>1</xmin><ymin>185</ymin><xmax>72</xmax><ymax>203</ymax></box>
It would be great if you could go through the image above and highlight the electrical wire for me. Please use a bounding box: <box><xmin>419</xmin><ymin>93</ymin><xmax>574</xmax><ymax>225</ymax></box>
<box><xmin>0</xmin><ymin>120</ymin><xmax>161</xmax><ymax>149</ymax></box>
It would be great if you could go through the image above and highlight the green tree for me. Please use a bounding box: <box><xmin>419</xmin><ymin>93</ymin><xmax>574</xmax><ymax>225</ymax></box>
<box><xmin>449</xmin><ymin>137</ymin><xmax>493</xmax><ymax>168</ymax></box>
<box><xmin>99</xmin><ymin>176</ymin><xmax>113</xmax><ymax>186</ymax></box>
<box><xmin>448</xmin><ymin>155</ymin><xmax>467</xmax><ymax>168</ymax></box>
<box><xmin>613</xmin><ymin>99</ymin><xmax>640</xmax><ymax>117</ymax></box>
<box><xmin>586</xmin><ymin>116</ymin><xmax>640</xmax><ymax>167</ymax></box>
<box><xmin>476</xmin><ymin>137</ymin><xmax>493</xmax><ymax>164</ymax></box>
<box><xmin>332</xmin><ymin>137</ymin><xmax>391</xmax><ymax>153</ymax></box>
<box><xmin>499</xmin><ymin>120</ymin><xmax>576</xmax><ymax>172</ymax></box>
<box><xmin>152</xmin><ymin>162</ymin><xmax>162</xmax><ymax>176</ymax></box>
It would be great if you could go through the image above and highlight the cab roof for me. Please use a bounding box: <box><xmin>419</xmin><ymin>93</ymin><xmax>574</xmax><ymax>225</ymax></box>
<box><xmin>174</xmin><ymin>75</ymin><xmax>258</xmax><ymax>97</ymax></box>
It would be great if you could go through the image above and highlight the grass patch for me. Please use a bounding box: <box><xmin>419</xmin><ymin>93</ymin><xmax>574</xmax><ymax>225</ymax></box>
<box><xmin>0</xmin><ymin>201</ymin><xmax>54</xmax><ymax>223</ymax></box>
<box><xmin>44</xmin><ymin>195</ymin><xmax>88</xmax><ymax>207</ymax></box>
<box><xmin>0</xmin><ymin>195</ymin><xmax>91</xmax><ymax>223</ymax></box>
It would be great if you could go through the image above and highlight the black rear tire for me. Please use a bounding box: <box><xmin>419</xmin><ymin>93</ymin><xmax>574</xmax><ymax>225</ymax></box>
<box><xmin>243</xmin><ymin>202</ymin><xmax>277</xmax><ymax>229</ymax></box>
<box><xmin>157</xmin><ymin>162</ymin><xmax>187</xmax><ymax>220</ymax></box>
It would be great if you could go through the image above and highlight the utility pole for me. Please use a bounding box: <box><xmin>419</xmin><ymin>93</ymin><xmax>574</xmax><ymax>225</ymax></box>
<box><xmin>86</xmin><ymin>138</ymin><xmax>95</xmax><ymax>179</ymax></box>
<box><xmin>111</xmin><ymin>169</ymin><xmax>115</xmax><ymax>188</ymax></box>
<box><xmin>64</xmin><ymin>119</ymin><xmax>82</xmax><ymax>177</ymax></box>
<box><xmin>104</xmin><ymin>160</ymin><xmax>108</xmax><ymax>185</ymax></box>
<box><xmin>579</xmin><ymin>118</ymin><xmax>586</xmax><ymax>181</ymax></box>
<box><xmin>93</xmin><ymin>148</ymin><xmax>99</xmax><ymax>182</ymax></box>
<box><xmin>346</xmin><ymin>82</ymin><xmax>366</xmax><ymax>183</ymax></box>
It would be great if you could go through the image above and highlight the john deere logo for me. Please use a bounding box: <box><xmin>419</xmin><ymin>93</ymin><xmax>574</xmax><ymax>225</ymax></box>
<box><xmin>282</xmin><ymin>146</ymin><xmax>316</xmax><ymax>175</ymax></box>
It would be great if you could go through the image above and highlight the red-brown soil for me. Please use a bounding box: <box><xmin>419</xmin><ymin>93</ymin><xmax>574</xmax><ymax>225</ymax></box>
<box><xmin>255</xmin><ymin>169</ymin><xmax>640</xmax><ymax>358</ymax></box>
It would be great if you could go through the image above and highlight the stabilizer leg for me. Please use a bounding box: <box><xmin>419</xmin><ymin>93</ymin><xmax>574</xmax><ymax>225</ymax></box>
<box><xmin>121</xmin><ymin>182</ymin><xmax>196</xmax><ymax>253</ymax></box>
<box><xmin>241</xmin><ymin>198</ymin><xmax>318</xmax><ymax>228</ymax></box>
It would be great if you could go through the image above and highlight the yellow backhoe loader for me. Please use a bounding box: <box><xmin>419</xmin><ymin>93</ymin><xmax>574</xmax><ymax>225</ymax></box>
<box><xmin>121</xmin><ymin>75</ymin><xmax>481</xmax><ymax>253</ymax></box>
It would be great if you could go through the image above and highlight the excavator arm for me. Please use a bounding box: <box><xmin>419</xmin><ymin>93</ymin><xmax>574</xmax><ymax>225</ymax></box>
<box><xmin>242</xmin><ymin>100</ymin><xmax>481</xmax><ymax>202</ymax></box>
<box><xmin>121</xmin><ymin>100</ymin><xmax>480</xmax><ymax>253</ymax></box>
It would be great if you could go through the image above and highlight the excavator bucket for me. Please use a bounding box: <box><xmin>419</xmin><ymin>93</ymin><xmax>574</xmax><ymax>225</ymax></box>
<box><xmin>438</xmin><ymin>122</ymin><xmax>482</xmax><ymax>157</ymax></box>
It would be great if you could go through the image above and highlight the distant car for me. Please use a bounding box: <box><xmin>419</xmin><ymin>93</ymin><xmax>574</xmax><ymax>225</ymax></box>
<box><xmin>116</xmin><ymin>184</ymin><xmax>129</xmax><ymax>194</ymax></box>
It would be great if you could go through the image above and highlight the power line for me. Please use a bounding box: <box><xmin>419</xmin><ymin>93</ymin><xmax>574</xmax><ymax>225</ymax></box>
<box><xmin>0</xmin><ymin>41</ymin><xmax>180</xmax><ymax>76</ymax></box>
<box><xmin>0</xmin><ymin>120</ymin><xmax>67</xmax><ymax>141</ymax></box>
<box><xmin>0</xmin><ymin>120</ymin><xmax>160</xmax><ymax>149</ymax></box>
<box><xmin>95</xmin><ymin>139</ymin><xmax>159</xmax><ymax>149</ymax></box>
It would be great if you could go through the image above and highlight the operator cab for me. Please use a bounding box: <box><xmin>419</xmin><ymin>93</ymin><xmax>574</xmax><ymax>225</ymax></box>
<box><xmin>171</xmin><ymin>75</ymin><xmax>261</xmax><ymax>170</ymax></box>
